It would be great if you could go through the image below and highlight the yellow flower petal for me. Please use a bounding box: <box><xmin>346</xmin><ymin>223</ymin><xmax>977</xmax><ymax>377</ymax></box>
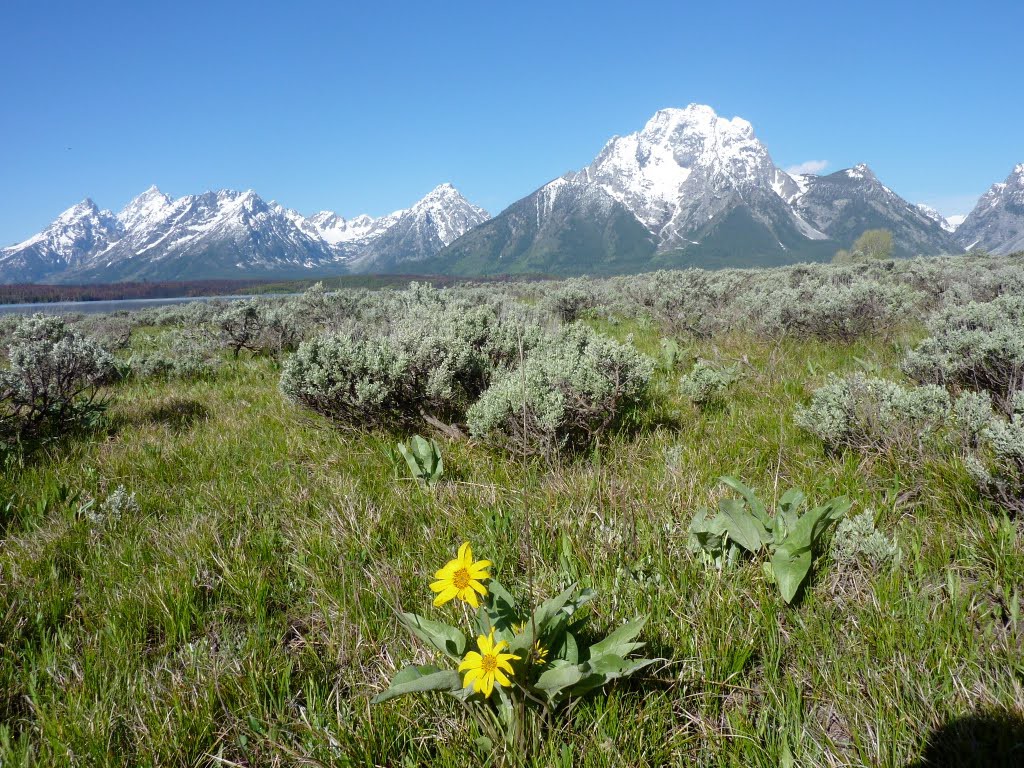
<box><xmin>494</xmin><ymin>669</ymin><xmax>511</xmax><ymax>687</ymax></box>
<box><xmin>496</xmin><ymin>658</ymin><xmax>515</xmax><ymax>675</ymax></box>
<box><xmin>434</xmin><ymin>562</ymin><xmax>457</xmax><ymax>580</ymax></box>
<box><xmin>463</xmin><ymin>589</ymin><xmax>481</xmax><ymax>608</ymax></box>
<box><xmin>432</xmin><ymin>585</ymin><xmax>459</xmax><ymax>606</ymax></box>
<box><xmin>468</xmin><ymin>560</ymin><xmax>492</xmax><ymax>575</ymax></box>
<box><xmin>462</xmin><ymin>667</ymin><xmax>482</xmax><ymax>687</ymax></box>
<box><xmin>469</xmin><ymin>580</ymin><xmax>488</xmax><ymax>596</ymax></box>
<box><xmin>477</xmin><ymin>632</ymin><xmax>493</xmax><ymax>655</ymax></box>
<box><xmin>457</xmin><ymin>542</ymin><xmax>471</xmax><ymax>564</ymax></box>
<box><xmin>481</xmin><ymin>674</ymin><xmax>494</xmax><ymax>698</ymax></box>
<box><xmin>458</xmin><ymin>651</ymin><xmax>482</xmax><ymax>671</ymax></box>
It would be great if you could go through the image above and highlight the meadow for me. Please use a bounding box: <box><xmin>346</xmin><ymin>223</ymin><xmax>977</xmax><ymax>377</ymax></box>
<box><xmin>1</xmin><ymin>256</ymin><xmax>1022</xmax><ymax>766</ymax></box>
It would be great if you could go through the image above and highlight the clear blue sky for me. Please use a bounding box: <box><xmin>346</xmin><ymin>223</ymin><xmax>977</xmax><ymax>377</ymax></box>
<box><xmin>2</xmin><ymin>0</ymin><xmax>1022</xmax><ymax>245</ymax></box>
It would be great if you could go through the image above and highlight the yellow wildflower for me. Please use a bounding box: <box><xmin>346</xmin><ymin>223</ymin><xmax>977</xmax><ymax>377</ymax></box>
<box><xmin>429</xmin><ymin>542</ymin><xmax>491</xmax><ymax>608</ymax></box>
<box><xmin>531</xmin><ymin>641</ymin><xmax>549</xmax><ymax>666</ymax></box>
<box><xmin>458</xmin><ymin>629</ymin><xmax>520</xmax><ymax>698</ymax></box>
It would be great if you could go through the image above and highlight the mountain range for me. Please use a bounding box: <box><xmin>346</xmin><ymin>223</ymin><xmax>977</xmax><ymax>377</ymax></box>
<box><xmin>2</xmin><ymin>105</ymin><xmax>1021</xmax><ymax>283</ymax></box>
<box><xmin>0</xmin><ymin>184</ymin><xmax>488</xmax><ymax>283</ymax></box>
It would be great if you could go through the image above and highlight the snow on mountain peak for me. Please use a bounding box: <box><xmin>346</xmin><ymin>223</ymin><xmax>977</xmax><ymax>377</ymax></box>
<box><xmin>585</xmin><ymin>104</ymin><xmax>787</xmax><ymax>236</ymax></box>
<box><xmin>845</xmin><ymin>163</ymin><xmax>877</xmax><ymax>181</ymax></box>
<box><xmin>118</xmin><ymin>185</ymin><xmax>173</xmax><ymax>232</ymax></box>
<box><xmin>915</xmin><ymin>203</ymin><xmax>960</xmax><ymax>233</ymax></box>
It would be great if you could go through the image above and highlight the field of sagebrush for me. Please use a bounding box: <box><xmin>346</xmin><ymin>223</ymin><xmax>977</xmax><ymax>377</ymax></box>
<box><xmin>1</xmin><ymin>256</ymin><xmax>1023</xmax><ymax>767</ymax></box>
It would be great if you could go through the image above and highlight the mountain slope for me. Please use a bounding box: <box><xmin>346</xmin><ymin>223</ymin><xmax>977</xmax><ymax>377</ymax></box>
<box><xmin>431</xmin><ymin>177</ymin><xmax>657</xmax><ymax>276</ymax></box>
<box><xmin>354</xmin><ymin>184</ymin><xmax>490</xmax><ymax>272</ymax></box>
<box><xmin>0</xmin><ymin>200</ymin><xmax>123</xmax><ymax>283</ymax></box>
<box><xmin>956</xmin><ymin>164</ymin><xmax>1024</xmax><ymax>255</ymax></box>
<box><xmin>432</xmin><ymin>105</ymin><xmax>838</xmax><ymax>276</ymax></box>
<box><xmin>789</xmin><ymin>165</ymin><xmax>962</xmax><ymax>257</ymax></box>
<box><xmin>0</xmin><ymin>184</ymin><xmax>488</xmax><ymax>283</ymax></box>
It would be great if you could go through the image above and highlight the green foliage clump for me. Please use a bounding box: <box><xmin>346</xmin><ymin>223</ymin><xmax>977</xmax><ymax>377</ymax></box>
<box><xmin>904</xmin><ymin>294</ymin><xmax>1024</xmax><ymax>412</ymax></box>
<box><xmin>679</xmin><ymin>359</ymin><xmax>737</xmax><ymax>407</ymax></box>
<box><xmin>833</xmin><ymin>229</ymin><xmax>894</xmax><ymax>263</ymax></box>
<box><xmin>542</xmin><ymin>279</ymin><xmax>596</xmax><ymax>323</ymax></box>
<box><xmin>831</xmin><ymin>510</ymin><xmax>900</xmax><ymax>570</ymax></box>
<box><xmin>467</xmin><ymin>323</ymin><xmax>653</xmax><ymax>454</ymax></box>
<box><xmin>955</xmin><ymin>391</ymin><xmax>1024</xmax><ymax>514</ymax></box>
<box><xmin>216</xmin><ymin>299</ymin><xmax>266</xmax><ymax>358</ymax></box>
<box><xmin>795</xmin><ymin>373</ymin><xmax>950</xmax><ymax>452</ymax></box>
<box><xmin>395</xmin><ymin>434</ymin><xmax>444</xmax><ymax>486</ymax></box>
<box><xmin>129</xmin><ymin>329</ymin><xmax>220</xmax><ymax>382</ymax></box>
<box><xmin>689</xmin><ymin>477</ymin><xmax>850</xmax><ymax>603</ymax></box>
<box><xmin>280</xmin><ymin>286</ymin><xmax>541</xmax><ymax>429</ymax></box>
<box><xmin>0</xmin><ymin>314</ymin><xmax>116</xmax><ymax>440</ymax></box>
<box><xmin>761</xmin><ymin>280</ymin><xmax>921</xmax><ymax>342</ymax></box>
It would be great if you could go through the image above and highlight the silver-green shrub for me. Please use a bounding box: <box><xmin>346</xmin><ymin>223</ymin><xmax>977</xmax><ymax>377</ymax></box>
<box><xmin>904</xmin><ymin>295</ymin><xmax>1024</xmax><ymax>412</ymax></box>
<box><xmin>794</xmin><ymin>373</ymin><xmax>950</xmax><ymax>452</ymax></box>
<box><xmin>280</xmin><ymin>287</ymin><xmax>542</xmax><ymax>428</ymax></box>
<box><xmin>958</xmin><ymin>393</ymin><xmax>1024</xmax><ymax>514</ymax></box>
<box><xmin>832</xmin><ymin>510</ymin><xmax>900</xmax><ymax>570</ymax></box>
<box><xmin>679</xmin><ymin>360</ymin><xmax>737</xmax><ymax>407</ymax></box>
<box><xmin>542</xmin><ymin>279</ymin><xmax>596</xmax><ymax>323</ymax></box>
<box><xmin>0</xmin><ymin>314</ymin><xmax>116</xmax><ymax>438</ymax></box>
<box><xmin>129</xmin><ymin>329</ymin><xmax>220</xmax><ymax>381</ymax></box>
<box><xmin>466</xmin><ymin>323</ymin><xmax>653</xmax><ymax>454</ymax></box>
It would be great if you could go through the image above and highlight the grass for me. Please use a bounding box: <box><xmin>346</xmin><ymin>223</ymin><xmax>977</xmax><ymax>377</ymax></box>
<box><xmin>1</xmin><ymin>320</ymin><xmax>1022</xmax><ymax>766</ymax></box>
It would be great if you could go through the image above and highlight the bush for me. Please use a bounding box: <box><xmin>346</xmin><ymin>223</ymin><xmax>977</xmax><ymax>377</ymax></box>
<box><xmin>216</xmin><ymin>299</ymin><xmax>267</xmax><ymax>358</ymax></box>
<box><xmin>0</xmin><ymin>314</ymin><xmax>116</xmax><ymax>440</ymax></box>
<box><xmin>956</xmin><ymin>392</ymin><xmax>1024</xmax><ymax>514</ymax></box>
<box><xmin>679</xmin><ymin>360</ymin><xmax>737</xmax><ymax>408</ymax></box>
<box><xmin>128</xmin><ymin>329</ymin><xmax>220</xmax><ymax>382</ymax></box>
<box><xmin>280</xmin><ymin>290</ymin><xmax>542</xmax><ymax>429</ymax></box>
<box><xmin>832</xmin><ymin>510</ymin><xmax>900</xmax><ymax>570</ymax></box>
<box><xmin>542</xmin><ymin>279</ymin><xmax>596</xmax><ymax>323</ymax></box>
<box><xmin>760</xmin><ymin>280</ymin><xmax>921</xmax><ymax>341</ymax></box>
<box><xmin>904</xmin><ymin>295</ymin><xmax>1024</xmax><ymax>412</ymax></box>
<box><xmin>795</xmin><ymin>373</ymin><xmax>950</xmax><ymax>453</ymax></box>
<box><xmin>466</xmin><ymin>323</ymin><xmax>653</xmax><ymax>454</ymax></box>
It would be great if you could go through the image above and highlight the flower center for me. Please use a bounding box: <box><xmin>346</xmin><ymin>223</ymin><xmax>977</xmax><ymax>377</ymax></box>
<box><xmin>481</xmin><ymin>654</ymin><xmax>498</xmax><ymax>673</ymax></box>
<box><xmin>452</xmin><ymin>568</ymin><xmax>471</xmax><ymax>589</ymax></box>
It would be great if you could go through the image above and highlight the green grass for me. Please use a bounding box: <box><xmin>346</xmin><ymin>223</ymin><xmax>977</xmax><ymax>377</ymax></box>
<box><xmin>1</xmin><ymin>322</ymin><xmax>1022</xmax><ymax>766</ymax></box>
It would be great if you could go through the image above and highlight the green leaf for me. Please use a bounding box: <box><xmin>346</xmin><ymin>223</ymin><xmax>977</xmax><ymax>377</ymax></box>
<box><xmin>371</xmin><ymin>665</ymin><xmax>462</xmax><ymax>704</ymax></box>
<box><xmin>770</xmin><ymin>541</ymin><xmax>812</xmax><ymax>604</ymax></box>
<box><xmin>587</xmin><ymin>616</ymin><xmax>647</xmax><ymax>660</ymax></box>
<box><xmin>718</xmin><ymin>498</ymin><xmax>768</xmax><ymax>553</ymax></box>
<box><xmin>531</xmin><ymin>583</ymin><xmax>578</xmax><ymax>632</ymax></box>
<box><xmin>720</xmin><ymin>476</ymin><xmax>770</xmax><ymax>526</ymax></box>
<box><xmin>397</xmin><ymin>613</ymin><xmax>467</xmax><ymax>659</ymax></box>
<box><xmin>534</xmin><ymin>661</ymin><xmax>585</xmax><ymax>700</ymax></box>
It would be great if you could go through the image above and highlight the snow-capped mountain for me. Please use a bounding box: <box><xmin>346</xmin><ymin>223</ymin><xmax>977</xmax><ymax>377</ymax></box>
<box><xmin>956</xmin><ymin>164</ymin><xmax>1024</xmax><ymax>255</ymax></box>
<box><xmin>0</xmin><ymin>200</ymin><xmax>123</xmax><ymax>283</ymax></box>
<box><xmin>433</xmin><ymin>105</ymin><xmax>953</xmax><ymax>276</ymax></box>
<box><xmin>354</xmin><ymin>183</ymin><xmax>490</xmax><ymax>271</ymax></box>
<box><xmin>583</xmin><ymin>105</ymin><xmax>825</xmax><ymax>247</ymax></box>
<box><xmin>785</xmin><ymin>164</ymin><xmax>960</xmax><ymax>258</ymax></box>
<box><xmin>0</xmin><ymin>184</ymin><xmax>489</xmax><ymax>283</ymax></box>
<box><xmin>915</xmin><ymin>204</ymin><xmax>961</xmax><ymax>234</ymax></box>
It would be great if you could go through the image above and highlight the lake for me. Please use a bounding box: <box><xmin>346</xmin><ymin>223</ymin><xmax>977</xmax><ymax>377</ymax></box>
<box><xmin>0</xmin><ymin>294</ymin><xmax>294</xmax><ymax>316</ymax></box>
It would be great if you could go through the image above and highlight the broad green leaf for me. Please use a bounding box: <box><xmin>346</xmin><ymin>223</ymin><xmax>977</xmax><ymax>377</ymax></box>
<box><xmin>720</xmin><ymin>476</ymin><xmax>770</xmax><ymax>526</ymax></box>
<box><xmin>718</xmin><ymin>498</ymin><xmax>767</xmax><ymax>553</ymax></box>
<box><xmin>770</xmin><ymin>540</ymin><xmax>812</xmax><ymax>604</ymax></box>
<box><xmin>398</xmin><ymin>612</ymin><xmax>466</xmax><ymax>659</ymax></box>
<box><xmin>531</xmin><ymin>583</ymin><xmax>578</xmax><ymax>632</ymax></box>
<box><xmin>587</xmin><ymin>616</ymin><xmax>647</xmax><ymax>660</ymax></box>
<box><xmin>371</xmin><ymin>665</ymin><xmax>462</xmax><ymax>703</ymax></box>
<box><xmin>535</xmin><ymin>661</ymin><xmax>585</xmax><ymax>699</ymax></box>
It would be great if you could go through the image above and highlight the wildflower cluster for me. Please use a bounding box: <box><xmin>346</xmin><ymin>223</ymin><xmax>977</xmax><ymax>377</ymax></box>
<box><xmin>374</xmin><ymin>541</ymin><xmax>654</xmax><ymax>746</ymax></box>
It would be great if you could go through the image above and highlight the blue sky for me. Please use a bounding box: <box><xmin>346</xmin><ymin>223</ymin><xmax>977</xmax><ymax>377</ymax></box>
<box><xmin>1</xmin><ymin>0</ymin><xmax>1022</xmax><ymax>245</ymax></box>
